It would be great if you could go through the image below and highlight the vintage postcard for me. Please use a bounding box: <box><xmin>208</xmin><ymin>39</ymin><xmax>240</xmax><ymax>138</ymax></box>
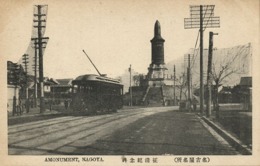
<box><xmin>0</xmin><ymin>0</ymin><xmax>259</xmax><ymax>165</ymax></box>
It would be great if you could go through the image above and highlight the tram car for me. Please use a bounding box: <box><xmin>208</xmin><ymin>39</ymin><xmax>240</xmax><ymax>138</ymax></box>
<box><xmin>71</xmin><ymin>74</ymin><xmax>123</xmax><ymax>113</ymax></box>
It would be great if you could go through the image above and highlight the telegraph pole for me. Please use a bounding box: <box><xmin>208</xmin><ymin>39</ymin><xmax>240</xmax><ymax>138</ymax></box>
<box><xmin>186</xmin><ymin>54</ymin><xmax>191</xmax><ymax>112</ymax></box>
<box><xmin>33</xmin><ymin>39</ymin><xmax>38</xmax><ymax>107</ymax></box>
<box><xmin>129</xmin><ymin>64</ymin><xmax>132</xmax><ymax>106</ymax></box>
<box><xmin>22</xmin><ymin>54</ymin><xmax>29</xmax><ymax>99</ymax></box>
<box><xmin>184</xmin><ymin>5</ymin><xmax>220</xmax><ymax>115</ymax></box>
<box><xmin>33</xmin><ymin>5</ymin><xmax>48</xmax><ymax>113</ymax></box>
<box><xmin>31</xmin><ymin>37</ymin><xmax>47</xmax><ymax>107</ymax></box>
<box><xmin>187</xmin><ymin>54</ymin><xmax>191</xmax><ymax>101</ymax></box>
<box><xmin>37</xmin><ymin>5</ymin><xmax>44</xmax><ymax>113</ymax></box>
<box><xmin>199</xmin><ymin>5</ymin><xmax>204</xmax><ymax>114</ymax></box>
<box><xmin>173</xmin><ymin>65</ymin><xmax>176</xmax><ymax>105</ymax></box>
<box><xmin>206</xmin><ymin>31</ymin><xmax>218</xmax><ymax>117</ymax></box>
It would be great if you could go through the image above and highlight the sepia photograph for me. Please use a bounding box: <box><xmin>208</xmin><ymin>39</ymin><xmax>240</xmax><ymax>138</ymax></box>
<box><xmin>0</xmin><ymin>0</ymin><xmax>259</xmax><ymax>165</ymax></box>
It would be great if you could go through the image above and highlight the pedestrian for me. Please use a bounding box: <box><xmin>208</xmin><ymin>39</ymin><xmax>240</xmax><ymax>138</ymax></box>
<box><xmin>49</xmin><ymin>99</ymin><xmax>52</xmax><ymax>111</ymax></box>
<box><xmin>25</xmin><ymin>99</ymin><xmax>30</xmax><ymax>113</ymax></box>
<box><xmin>192</xmin><ymin>97</ymin><xmax>197</xmax><ymax>112</ymax></box>
<box><xmin>12</xmin><ymin>96</ymin><xmax>16</xmax><ymax>116</ymax></box>
<box><xmin>18</xmin><ymin>98</ymin><xmax>23</xmax><ymax>115</ymax></box>
<box><xmin>30</xmin><ymin>99</ymin><xmax>34</xmax><ymax>108</ymax></box>
<box><xmin>64</xmin><ymin>99</ymin><xmax>68</xmax><ymax>110</ymax></box>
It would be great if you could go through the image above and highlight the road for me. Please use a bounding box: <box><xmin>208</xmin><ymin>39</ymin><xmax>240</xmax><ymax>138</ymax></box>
<box><xmin>8</xmin><ymin>106</ymin><xmax>238</xmax><ymax>155</ymax></box>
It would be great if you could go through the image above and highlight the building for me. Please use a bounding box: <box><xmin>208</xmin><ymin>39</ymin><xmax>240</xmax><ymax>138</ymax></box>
<box><xmin>50</xmin><ymin>78</ymin><xmax>73</xmax><ymax>99</ymax></box>
<box><xmin>7</xmin><ymin>61</ymin><xmax>26</xmax><ymax>114</ymax></box>
<box><xmin>239</xmin><ymin>77</ymin><xmax>252</xmax><ymax>111</ymax></box>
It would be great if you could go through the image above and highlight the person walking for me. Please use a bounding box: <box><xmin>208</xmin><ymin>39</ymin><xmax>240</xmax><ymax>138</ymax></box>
<box><xmin>192</xmin><ymin>97</ymin><xmax>197</xmax><ymax>112</ymax></box>
<box><xmin>25</xmin><ymin>99</ymin><xmax>30</xmax><ymax>113</ymax></box>
<box><xmin>49</xmin><ymin>99</ymin><xmax>52</xmax><ymax>111</ymax></box>
<box><xmin>64</xmin><ymin>99</ymin><xmax>68</xmax><ymax>110</ymax></box>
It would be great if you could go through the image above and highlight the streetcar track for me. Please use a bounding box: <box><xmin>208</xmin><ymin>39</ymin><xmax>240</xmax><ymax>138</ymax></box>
<box><xmin>9</xmin><ymin>114</ymin><xmax>126</xmax><ymax>145</ymax></box>
<box><xmin>53</xmin><ymin>113</ymin><xmax>160</xmax><ymax>150</ymax></box>
<box><xmin>47</xmin><ymin>112</ymin><xmax>152</xmax><ymax>154</ymax></box>
<box><xmin>9</xmin><ymin>108</ymin><xmax>173</xmax><ymax>155</ymax></box>
<box><xmin>8</xmin><ymin>116</ymin><xmax>85</xmax><ymax>134</ymax></box>
<box><xmin>9</xmin><ymin>110</ymin><xmax>147</xmax><ymax>145</ymax></box>
<box><xmin>10</xmin><ymin>112</ymin><xmax>147</xmax><ymax>154</ymax></box>
<box><xmin>8</xmin><ymin>116</ymin><xmax>71</xmax><ymax>129</ymax></box>
<box><xmin>8</xmin><ymin>109</ymin><xmax>147</xmax><ymax>134</ymax></box>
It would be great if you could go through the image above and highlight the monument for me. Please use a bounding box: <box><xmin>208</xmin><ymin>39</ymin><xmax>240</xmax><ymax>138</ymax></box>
<box><xmin>141</xmin><ymin>20</ymin><xmax>173</xmax><ymax>87</ymax></box>
<box><xmin>129</xmin><ymin>20</ymin><xmax>175</xmax><ymax>106</ymax></box>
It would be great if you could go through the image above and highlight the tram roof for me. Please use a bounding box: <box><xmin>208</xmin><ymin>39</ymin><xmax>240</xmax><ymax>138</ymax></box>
<box><xmin>73</xmin><ymin>74</ymin><xmax>122</xmax><ymax>86</ymax></box>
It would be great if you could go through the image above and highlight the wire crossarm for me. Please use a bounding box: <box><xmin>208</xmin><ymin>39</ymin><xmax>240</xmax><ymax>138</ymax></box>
<box><xmin>184</xmin><ymin>5</ymin><xmax>220</xmax><ymax>29</ymax></box>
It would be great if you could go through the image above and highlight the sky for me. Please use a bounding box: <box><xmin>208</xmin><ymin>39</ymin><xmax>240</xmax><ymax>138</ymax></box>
<box><xmin>0</xmin><ymin>0</ymin><xmax>259</xmax><ymax>79</ymax></box>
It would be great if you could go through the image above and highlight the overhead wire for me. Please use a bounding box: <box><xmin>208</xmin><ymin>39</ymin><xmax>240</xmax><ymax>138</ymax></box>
<box><xmin>203</xmin><ymin>6</ymin><xmax>215</xmax><ymax>31</ymax></box>
<box><xmin>190</xmin><ymin>5</ymin><xmax>209</xmax><ymax>71</ymax></box>
<box><xmin>189</xmin><ymin>5</ymin><xmax>212</xmax><ymax>85</ymax></box>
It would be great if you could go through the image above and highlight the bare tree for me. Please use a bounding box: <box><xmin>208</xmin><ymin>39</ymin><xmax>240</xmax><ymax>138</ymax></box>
<box><xmin>133</xmin><ymin>75</ymin><xmax>141</xmax><ymax>86</ymax></box>
<box><xmin>176</xmin><ymin>73</ymin><xmax>187</xmax><ymax>101</ymax></box>
<box><xmin>211</xmin><ymin>43</ymin><xmax>251</xmax><ymax>118</ymax></box>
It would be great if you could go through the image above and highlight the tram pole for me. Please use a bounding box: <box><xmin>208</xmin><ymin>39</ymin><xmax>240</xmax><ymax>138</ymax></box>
<box><xmin>129</xmin><ymin>64</ymin><xmax>132</xmax><ymax>106</ymax></box>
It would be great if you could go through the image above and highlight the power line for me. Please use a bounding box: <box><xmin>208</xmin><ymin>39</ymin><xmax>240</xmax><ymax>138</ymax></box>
<box><xmin>190</xmin><ymin>30</ymin><xmax>200</xmax><ymax>70</ymax></box>
<box><xmin>185</xmin><ymin>5</ymin><xmax>220</xmax><ymax>115</ymax></box>
<box><xmin>203</xmin><ymin>6</ymin><xmax>215</xmax><ymax>31</ymax></box>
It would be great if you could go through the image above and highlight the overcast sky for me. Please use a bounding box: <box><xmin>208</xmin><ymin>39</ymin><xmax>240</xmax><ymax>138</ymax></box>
<box><xmin>1</xmin><ymin>0</ymin><xmax>259</xmax><ymax>79</ymax></box>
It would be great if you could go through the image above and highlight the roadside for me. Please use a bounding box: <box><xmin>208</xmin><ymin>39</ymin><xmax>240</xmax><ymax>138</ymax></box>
<box><xmin>198</xmin><ymin>106</ymin><xmax>252</xmax><ymax>155</ymax></box>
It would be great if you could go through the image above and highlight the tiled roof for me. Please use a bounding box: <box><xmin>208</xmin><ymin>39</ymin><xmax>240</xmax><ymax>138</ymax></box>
<box><xmin>51</xmin><ymin>78</ymin><xmax>73</xmax><ymax>87</ymax></box>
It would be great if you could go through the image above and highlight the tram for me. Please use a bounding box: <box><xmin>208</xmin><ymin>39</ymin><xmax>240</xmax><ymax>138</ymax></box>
<box><xmin>71</xmin><ymin>74</ymin><xmax>123</xmax><ymax>113</ymax></box>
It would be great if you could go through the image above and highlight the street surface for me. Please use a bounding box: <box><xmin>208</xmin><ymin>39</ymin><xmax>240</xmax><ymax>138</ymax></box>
<box><xmin>8</xmin><ymin>107</ymin><xmax>238</xmax><ymax>155</ymax></box>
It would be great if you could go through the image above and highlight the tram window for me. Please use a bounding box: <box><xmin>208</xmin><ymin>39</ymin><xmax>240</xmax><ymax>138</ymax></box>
<box><xmin>77</xmin><ymin>86</ymin><xmax>80</xmax><ymax>92</ymax></box>
<box><xmin>73</xmin><ymin>85</ymin><xmax>78</xmax><ymax>93</ymax></box>
<box><xmin>80</xmin><ymin>86</ymin><xmax>85</xmax><ymax>92</ymax></box>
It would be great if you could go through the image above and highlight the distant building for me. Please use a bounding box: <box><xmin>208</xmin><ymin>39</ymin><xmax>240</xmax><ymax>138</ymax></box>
<box><xmin>239</xmin><ymin>77</ymin><xmax>252</xmax><ymax>111</ymax></box>
<box><xmin>50</xmin><ymin>78</ymin><xmax>73</xmax><ymax>99</ymax></box>
<box><xmin>7</xmin><ymin>61</ymin><xmax>26</xmax><ymax>113</ymax></box>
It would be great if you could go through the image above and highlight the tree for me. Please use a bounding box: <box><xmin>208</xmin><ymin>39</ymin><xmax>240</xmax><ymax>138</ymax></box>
<box><xmin>211</xmin><ymin>43</ymin><xmax>251</xmax><ymax>118</ymax></box>
<box><xmin>133</xmin><ymin>75</ymin><xmax>141</xmax><ymax>86</ymax></box>
<box><xmin>176</xmin><ymin>72</ymin><xmax>187</xmax><ymax>101</ymax></box>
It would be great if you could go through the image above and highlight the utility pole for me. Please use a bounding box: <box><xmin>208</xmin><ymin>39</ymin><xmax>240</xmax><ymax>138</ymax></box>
<box><xmin>179</xmin><ymin>72</ymin><xmax>185</xmax><ymax>101</ymax></box>
<box><xmin>206</xmin><ymin>31</ymin><xmax>218</xmax><ymax>117</ymax></box>
<box><xmin>199</xmin><ymin>5</ymin><xmax>204</xmax><ymax>114</ymax></box>
<box><xmin>129</xmin><ymin>64</ymin><xmax>132</xmax><ymax>106</ymax></box>
<box><xmin>173</xmin><ymin>65</ymin><xmax>176</xmax><ymax>105</ymax></box>
<box><xmin>33</xmin><ymin>39</ymin><xmax>38</xmax><ymax>107</ymax></box>
<box><xmin>33</xmin><ymin>5</ymin><xmax>49</xmax><ymax>113</ymax></box>
<box><xmin>31</xmin><ymin>37</ymin><xmax>47</xmax><ymax>107</ymax></box>
<box><xmin>187</xmin><ymin>54</ymin><xmax>191</xmax><ymax>101</ymax></box>
<box><xmin>22</xmin><ymin>54</ymin><xmax>30</xmax><ymax>113</ymax></box>
<box><xmin>184</xmin><ymin>5</ymin><xmax>220</xmax><ymax>115</ymax></box>
<box><xmin>186</xmin><ymin>54</ymin><xmax>191</xmax><ymax>112</ymax></box>
<box><xmin>37</xmin><ymin>5</ymin><xmax>44</xmax><ymax>113</ymax></box>
<box><xmin>22</xmin><ymin>54</ymin><xmax>29</xmax><ymax>100</ymax></box>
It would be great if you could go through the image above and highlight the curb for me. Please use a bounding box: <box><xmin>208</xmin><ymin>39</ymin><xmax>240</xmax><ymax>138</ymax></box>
<box><xmin>200</xmin><ymin>116</ymin><xmax>252</xmax><ymax>155</ymax></box>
